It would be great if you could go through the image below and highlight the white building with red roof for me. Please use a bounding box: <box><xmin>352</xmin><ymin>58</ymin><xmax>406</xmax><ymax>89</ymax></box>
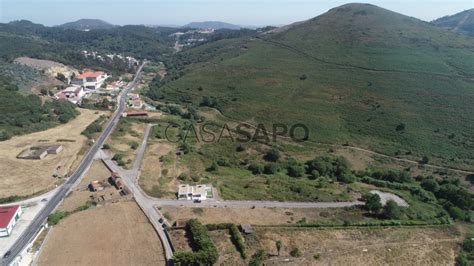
<box><xmin>72</xmin><ymin>71</ymin><xmax>109</xmax><ymax>90</ymax></box>
<box><xmin>0</xmin><ymin>205</ymin><xmax>22</xmax><ymax>237</ymax></box>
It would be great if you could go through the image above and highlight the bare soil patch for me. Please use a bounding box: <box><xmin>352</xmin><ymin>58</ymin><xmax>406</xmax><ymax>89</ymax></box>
<box><xmin>0</xmin><ymin>109</ymin><xmax>106</xmax><ymax>198</ymax></box>
<box><xmin>256</xmin><ymin>226</ymin><xmax>460</xmax><ymax>265</ymax></box>
<box><xmin>38</xmin><ymin>201</ymin><xmax>165</xmax><ymax>266</ymax></box>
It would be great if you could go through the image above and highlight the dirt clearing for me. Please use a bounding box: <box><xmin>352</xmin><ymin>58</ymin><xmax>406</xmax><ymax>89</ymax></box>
<box><xmin>38</xmin><ymin>201</ymin><xmax>165</xmax><ymax>265</ymax></box>
<box><xmin>256</xmin><ymin>226</ymin><xmax>460</xmax><ymax>265</ymax></box>
<box><xmin>0</xmin><ymin>109</ymin><xmax>107</xmax><ymax>198</ymax></box>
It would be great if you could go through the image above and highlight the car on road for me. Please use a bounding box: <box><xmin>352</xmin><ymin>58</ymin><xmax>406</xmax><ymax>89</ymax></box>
<box><xmin>193</xmin><ymin>199</ymin><xmax>202</xmax><ymax>203</ymax></box>
<box><xmin>3</xmin><ymin>251</ymin><xmax>11</xmax><ymax>258</ymax></box>
<box><xmin>158</xmin><ymin>218</ymin><xmax>164</xmax><ymax>223</ymax></box>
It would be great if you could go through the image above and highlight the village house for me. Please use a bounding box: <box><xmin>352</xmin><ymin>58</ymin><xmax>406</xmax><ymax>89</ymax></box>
<box><xmin>0</xmin><ymin>205</ymin><xmax>23</xmax><ymax>237</ymax></box>
<box><xmin>177</xmin><ymin>184</ymin><xmax>212</xmax><ymax>201</ymax></box>
<box><xmin>72</xmin><ymin>71</ymin><xmax>109</xmax><ymax>90</ymax></box>
<box><xmin>55</xmin><ymin>86</ymin><xmax>86</xmax><ymax>104</ymax></box>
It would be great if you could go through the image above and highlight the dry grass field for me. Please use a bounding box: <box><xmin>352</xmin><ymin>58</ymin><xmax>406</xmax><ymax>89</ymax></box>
<box><xmin>256</xmin><ymin>226</ymin><xmax>460</xmax><ymax>266</ymax></box>
<box><xmin>58</xmin><ymin>160</ymin><xmax>117</xmax><ymax>212</ymax></box>
<box><xmin>160</xmin><ymin>206</ymin><xmax>366</xmax><ymax>226</ymax></box>
<box><xmin>139</xmin><ymin>141</ymin><xmax>178</xmax><ymax>198</ymax></box>
<box><xmin>0</xmin><ymin>109</ymin><xmax>107</xmax><ymax>198</ymax></box>
<box><xmin>38</xmin><ymin>201</ymin><xmax>166</xmax><ymax>266</ymax></box>
<box><xmin>107</xmin><ymin>120</ymin><xmax>145</xmax><ymax>169</ymax></box>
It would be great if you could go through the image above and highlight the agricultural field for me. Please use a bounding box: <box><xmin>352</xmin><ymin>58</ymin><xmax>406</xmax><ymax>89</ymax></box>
<box><xmin>37</xmin><ymin>201</ymin><xmax>165</xmax><ymax>265</ymax></box>
<box><xmin>0</xmin><ymin>108</ymin><xmax>107</xmax><ymax>199</ymax></box>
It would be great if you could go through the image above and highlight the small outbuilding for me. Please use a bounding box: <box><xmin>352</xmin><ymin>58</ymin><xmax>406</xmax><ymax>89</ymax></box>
<box><xmin>240</xmin><ymin>224</ymin><xmax>253</xmax><ymax>234</ymax></box>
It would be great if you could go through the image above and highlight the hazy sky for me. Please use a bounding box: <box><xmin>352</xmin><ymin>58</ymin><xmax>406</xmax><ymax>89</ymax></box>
<box><xmin>0</xmin><ymin>0</ymin><xmax>472</xmax><ymax>26</ymax></box>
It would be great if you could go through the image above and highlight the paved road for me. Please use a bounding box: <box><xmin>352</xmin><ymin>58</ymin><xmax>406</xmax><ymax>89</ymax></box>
<box><xmin>2</xmin><ymin>62</ymin><xmax>146</xmax><ymax>266</ymax></box>
<box><xmin>101</xmin><ymin>124</ymin><xmax>174</xmax><ymax>264</ymax></box>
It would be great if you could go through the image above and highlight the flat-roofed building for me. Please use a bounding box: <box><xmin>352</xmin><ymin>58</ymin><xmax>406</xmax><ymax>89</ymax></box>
<box><xmin>177</xmin><ymin>184</ymin><xmax>212</xmax><ymax>201</ymax></box>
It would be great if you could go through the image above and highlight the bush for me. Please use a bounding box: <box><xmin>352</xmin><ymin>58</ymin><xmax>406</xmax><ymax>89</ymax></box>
<box><xmin>264</xmin><ymin>148</ymin><xmax>280</xmax><ymax>162</ymax></box>
<box><xmin>290</xmin><ymin>247</ymin><xmax>302</xmax><ymax>257</ymax></box>
<box><xmin>207</xmin><ymin>161</ymin><xmax>219</xmax><ymax>172</ymax></box>
<box><xmin>287</xmin><ymin>164</ymin><xmax>305</xmax><ymax>177</ymax></box>
<box><xmin>248</xmin><ymin>163</ymin><xmax>263</xmax><ymax>175</ymax></box>
<box><xmin>362</xmin><ymin>193</ymin><xmax>382</xmax><ymax>214</ymax></box>
<box><xmin>236</xmin><ymin>144</ymin><xmax>245</xmax><ymax>152</ymax></box>
<box><xmin>129</xmin><ymin>141</ymin><xmax>139</xmax><ymax>150</ymax></box>
<box><xmin>263</xmin><ymin>163</ymin><xmax>278</xmax><ymax>174</ymax></box>
<box><xmin>249</xmin><ymin>250</ymin><xmax>267</xmax><ymax>266</ymax></box>
<box><xmin>47</xmin><ymin>211</ymin><xmax>68</xmax><ymax>225</ymax></box>
<box><xmin>382</xmin><ymin>200</ymin><xmax>403</xmax><ymax>219</ymax></box>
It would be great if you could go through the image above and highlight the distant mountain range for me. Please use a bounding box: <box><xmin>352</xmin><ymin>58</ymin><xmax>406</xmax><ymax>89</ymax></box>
<box><xmin>432</xmin><ymin>9</ymin><xmax>474</xmax><ymax>36</ymax></box>
<box><xmin>183</xmin><ymin>21</ymin><xmax>242</xmax><ymax>30</ymax></box>
<box><xmin>57</xmin><ymin>19</ymin><xmax>116</xmax><ymax>30</ymax></box>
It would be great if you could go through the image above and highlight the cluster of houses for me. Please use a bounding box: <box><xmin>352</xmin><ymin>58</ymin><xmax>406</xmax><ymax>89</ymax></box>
<box><xmin>54</xmin><ymin>70</ymin><xmax>115</xmax><ymax>105</ymax></box>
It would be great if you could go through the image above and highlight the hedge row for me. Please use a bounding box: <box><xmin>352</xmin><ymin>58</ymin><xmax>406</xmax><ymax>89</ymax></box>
<box><xmin>173</xmin><ymin>219</ymin><xmax>219</xmax><ymax>265</ymax></box>
<box><xmin>206</xmin><ymin>223</ymin><xmax>247</xmax><ymax>259</ymax></box>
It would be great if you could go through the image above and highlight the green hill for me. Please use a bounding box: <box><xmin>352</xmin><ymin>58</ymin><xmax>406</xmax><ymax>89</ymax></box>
<box><xmin>57</xmin><ymin>19</ymin><xmax>116</xmax><ymax>30</ymax></box>
<box><xmin>148</xmin><ymin>3</ymin><xmax>474</xmax><ymax>169</ymax></box>
<box><xmin>432</xmin><ymin>9</ymin><xmax>474</xmax><ymax>37</ymax></box>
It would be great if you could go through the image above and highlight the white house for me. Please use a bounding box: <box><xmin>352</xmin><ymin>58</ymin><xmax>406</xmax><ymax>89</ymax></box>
<box><xmin>55</xmin><ymin>86</ymin><xmax>86</xmax><ymax>104</ymax></box>
<box><xmin>0</xmin><ymin>205</ymin><xmax>22</xmax><ymax>237</ymax></box>
<box><xmin>177</xmin><ymin>184</ymin><xmax>212</xmax><ymax>201</ymax></box>
<box><xmin>72</xmin><ymin>71</ymin><xmax>108</xmax><ymax>90</ymax></box>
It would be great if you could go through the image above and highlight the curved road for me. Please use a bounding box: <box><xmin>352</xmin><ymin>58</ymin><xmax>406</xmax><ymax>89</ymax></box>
<box><xmin>2</xmin><ymin>62</ymin><xmax>146</xmax><ymax>266</ymax></box>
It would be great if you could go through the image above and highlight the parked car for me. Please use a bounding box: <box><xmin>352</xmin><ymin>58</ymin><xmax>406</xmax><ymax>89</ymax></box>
<box><xmin>158</xmin><ymin>218</ymin><xmax>164</xmax><ymax>223</ymax></box>
<box><xmin>193</xmin><ymin>199</ymin><xmax>202</xmax><ymax>203</ymax></box>
<box><xmin>4</xmin><ymin>251</ymin><xmax>11</xmax><ymax>258</ymax></box>
<box><xmin>41</xmin><ymin>198</ymin><xmax>48</xmax><ymax>202</ymax></box>
<box><xmin>162</xmin><ymin>223</ymin><xmax>167</xmax><ymax>229</ymax></box>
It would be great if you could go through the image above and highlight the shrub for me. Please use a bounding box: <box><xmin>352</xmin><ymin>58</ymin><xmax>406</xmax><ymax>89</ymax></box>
<box><xmin>236</xmin><ymin>144</ymin><xmax>245</xmax><ymax>152</ymax></box>
<box><xmin>362</xmin><ymin>193</ymin><xmax>382</xmax><ymax>214</ymax></box>
<box><xmin>263</xmin><ymin>163</ymin><xmax>278</xmax><ymax>174</ymax></box>
<box><xmin>249</xmin><ymin>250</ymin><xmax>267</xmax><ymax>266</ymax></box>
<box><xmin>248</xmin><ymin>163</ymin><xmax>263</xmax><ymax>175</ymax></box>
<box><xmin>264</xmin><ymin>148</ymin><xmax>280</xmax><ymax>162</ymax></box>
<box><xmin>290</xmin><ymin>247</ymin><xmax>302</xmax><ymax>257</ymax></box>
<box><xmin>287</xmin><ymin>164</ymin><xmax>305</xmax><ymax>177</ymax></box>
<box><xmin>206</xmin><ymin>162</ymin><xmax>219</xmax><ymax>172</ymax></box>
<box><xmin>48</xmin><ymin>211</ymin><xmax>68</xmax><ymax>225</ymax></box>
<box><xmin>382</xmin><ymin>200</ymin><xmax>403</xmax><ymax>219</ymax></box>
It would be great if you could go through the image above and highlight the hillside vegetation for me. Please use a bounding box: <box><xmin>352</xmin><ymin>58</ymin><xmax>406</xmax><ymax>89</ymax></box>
<box><xmin>147</xmin><ymin>3</ymin><xmax>474</xmax><ymax>169</ymax></box>
<box><xmin>432</xmin><ymin>9</ymin><xmax>474</xmax><ymax>37</ymax></box>
<box><xmin>0</xmin><ymin>75</ymin><xmax>78</xmax><ymax>140</ymax></box>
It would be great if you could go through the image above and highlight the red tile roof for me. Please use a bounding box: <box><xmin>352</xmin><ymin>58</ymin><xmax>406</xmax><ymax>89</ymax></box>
<box><xmin>77</xmin><ymin>71</ymin><xmax>104</xmax><ymax>79</ymax></box>
<box><xmin>0</xmin><ymin>205</ymin><xmax>20</xmax><ymax>228</ymax></box>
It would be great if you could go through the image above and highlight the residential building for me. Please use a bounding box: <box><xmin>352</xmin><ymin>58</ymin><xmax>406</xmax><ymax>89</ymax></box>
<box><xmin>72</xmin><ymin>71</ymin><xmax>108</xmax><ymax>90</ymax></box>
<box><xmin>177</xmin><ymin>184</ymin><xmax>212</xmax><ymax>201</ymax></box>
<box><xmin>55</xmin><ymin>86</ymin><xmax>86</xmax><ymax>104</ymax></box>
<box><xmin>0</xmin><ymin>205</ymin><xmax>22</xmax><ymax>237</ymax></box>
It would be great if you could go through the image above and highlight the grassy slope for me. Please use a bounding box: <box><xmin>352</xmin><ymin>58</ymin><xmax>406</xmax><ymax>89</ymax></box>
<box><xmin>158</xmin><ymin>4</ymin><xmax>474</xmax><ymax>169</ymax></box>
